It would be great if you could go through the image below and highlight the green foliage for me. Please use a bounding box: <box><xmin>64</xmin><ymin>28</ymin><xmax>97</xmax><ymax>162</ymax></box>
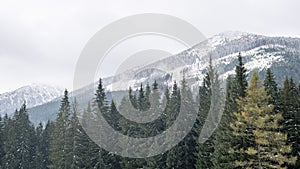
<box><xmin>230</xmin><ymin>72</ymin><xmax>296</xmax><ymax>168</ymax></box>
<box><xmin>196</xmin><ymin>57</ymin><xmax>220</xmax><ymax>169</ymax></box>
<box><xmin>211</xmin><ymin>76</ymin><xmax>236</xmax><ymax>169</ymax></box>
<box><xmin>2</xmin><ymin>103</ymin><xmax>36</xmax><ymax>169</ymax></box>
<box><xmin>235</xmin><ymin>52</ymin><xmax>248</xmax><ymax>98</ymax></box>
<box><xmin>49</xmin><ymin>90</ymin><xmax>72</xmax><ymax>169</ymax></box>
<box><xmin>1</xmin><ymin>64</ymin><xmax>300</xmax><ymax>169</ymax></box>
<box><xmin>279</xmin><ymin>77</ymin><xmax>300</xmax><ymax>169</ymax></box>
<box><xmin>264</xmin><ymin>68</ymin><xmax>279</xmax><ymax>105</ymax></box>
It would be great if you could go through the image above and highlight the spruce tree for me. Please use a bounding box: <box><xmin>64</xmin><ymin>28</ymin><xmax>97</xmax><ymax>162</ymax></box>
<box><xmin>34</xmin><ymin>122</ymin><xmax>45</xmax><ymax>169</ymax></box>
<box><xmin>166</xmin><ymin>81</ymin><xmax>185</xmax><ymax>169</ymax></box>
<box><xmin>42</xmin><ymin>120</ymin><xmax>54</xmax><ymax>169</ymax></box>
<box><xmin>93</xmin><ymin>78</ymin><xmax>113</xmax><ymax>168</ymax></box>
<box><xmin>3</xmin><ymin>103</ymin><xmax>36</xmax><ymax>169</ymax></box>
<box><xmin>138</xmin><ymin>83</ymin><xmax>147</xmax><ymax>111</ymax></box>
<box><xmin>129</xmin><ymin>86</ymin><xmax>138</xmax><ymax>109</ymax></box>
<box><xmin>49</xmin><ymin>90</ymin><xmax>72</xmax><ymax>169</ymax></box>
<box><xmin>196</xmin><ymin>58</ymin><xmax>217</xmax><ymax>169</ymax></box>
<box><xmin>230</xmin><ymin>72</ymin><xmax>296</xmax><ymax>168</ymax></box>
<box><xmin>82</xmin><ymin>102</ymin><xmax>106</xmax><ymax>168</ymax></box>
<box><xmin>264</xmin><ymin>68</ymin><xmax>279</xmax><ymax>105</ymax></box>
<box><xmin>235</xmin><ymin>52</ymin><xmax>247</xmax><ymax>98</ymax></box>
<box><xmin>69</xmin><ymin>99</ymin><xmax>84</xmax><ymax>169</ymax></box>
<box><xmin>279</xmin><ymin>77</ymin><xmax>300</xmax><ymax>169</ymax></box>
<box><xmin>180</xmin><ymin>78</ymin><xmax>198</xmax><ymax>169</ymax></box>
<box><xmin>211</xmin><ymin>76</ymin><xmax>236</xmax><ymax>169</ymax></box>
<box><xmin>2</xmin><ymin>114</ymin><xmax>14</xmax><ymax>169</ymax></box>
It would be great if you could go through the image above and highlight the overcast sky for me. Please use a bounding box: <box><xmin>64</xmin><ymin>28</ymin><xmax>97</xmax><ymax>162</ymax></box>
<box><xmin>0</xmin><ymin>0</ymin><xmax>299</xmax><ymax>93</ymax></box>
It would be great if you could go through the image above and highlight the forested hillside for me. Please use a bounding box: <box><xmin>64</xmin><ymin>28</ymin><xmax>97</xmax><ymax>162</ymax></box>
<box><xmin>0</xmin><ymin>54</ymin><xmax>299</xmax><ymax>169</ymax></box>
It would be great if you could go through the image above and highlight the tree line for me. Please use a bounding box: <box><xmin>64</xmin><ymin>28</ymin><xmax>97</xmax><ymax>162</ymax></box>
<box><xmin>0</xmin><ymin>53</ymin><xmax>299</xmax><ymax>168</ymax></box>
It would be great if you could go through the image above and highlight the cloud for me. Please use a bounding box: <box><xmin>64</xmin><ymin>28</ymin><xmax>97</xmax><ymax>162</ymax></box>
<box><xmin>0</xmin><ymin>0</ymin><xmax>299</xmax><ymax>93</ymax></box>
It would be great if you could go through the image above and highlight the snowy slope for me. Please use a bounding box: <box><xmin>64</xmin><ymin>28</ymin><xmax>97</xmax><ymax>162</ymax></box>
<box><xmin>98</xmin><ymin>31</ymin><xmax>300</xmax><ymax>92</ymax></box>
<box><xmin>0</xmin><ymin>84</ymin><xmax>64</xmax><ymax>116</ymax></box>
<box><xmin>27</xmin><ymin>31</ymin><xmax>300</xmax><ymax>125</ymax></box>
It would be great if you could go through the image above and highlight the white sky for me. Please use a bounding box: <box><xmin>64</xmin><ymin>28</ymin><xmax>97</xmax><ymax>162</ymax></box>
<box><xmin>0</xmin><ymin>0</ymin><xmax>299</xmax><ymax>93</ymax></box>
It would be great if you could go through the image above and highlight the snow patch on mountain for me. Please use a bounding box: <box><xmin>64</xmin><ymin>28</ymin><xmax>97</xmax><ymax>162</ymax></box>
<box><xmin>0</xmin><ymin>84</ymin><xmax>64</xmax><ymax>116</ymax></box>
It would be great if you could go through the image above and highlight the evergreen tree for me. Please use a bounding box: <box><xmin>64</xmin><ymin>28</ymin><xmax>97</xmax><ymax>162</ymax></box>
<box><xmin>196</xmin><ymin>57</ymin><xmax>218</xmax><ymax>169</ymax></box>
<box><xmin>49</xmin><ymin>90</ymin><xmax>72</xmax><ymax>169</ymax></box>
<box><xmin>82</xmin><ymin>102</ymin><xmax>107</xmax><ymax>168</ymax></box>
<box><xmin>146</xmin><ymin>80</ymin><xmax>167</xmax><ymax>169</ymax></box>
<box><xmin>235</xmin><ymin>52</ymin><xmax>247</xmax><ymax>98</ymax></box>
<box><xmin>2</xmin><ymin>114</ymin><xmax>14</xmax><ymax>168</ymax></box>
<box><xmin>129</xmin><ymin>86</ymin><xmax>138</xmax><ymax>109</ymax></box>
<box><xmin>166</xmin><ymin>81</ymin><xmax>184</xmax><ymax>169</ymax></box>
<box><xmin>230</xmin><ymin>72</ymin><xmax>296</xmax><ymax>168</ymax></box>
<box><xmin>279</xmin><ymin>77</ymin><xmax>300</xmax><ymax>169</ymax></box>
<box><xmin>138</xmin><ymin>83</ymin><xmax>147</xmax><ymax>111</ymax></box>
<box><xmin>3</xmin><ymin>103</ymin><xmax>36</xmax><ymax>169</ymax></box>
<box><xmin>180</xmin><ymin>78</ymin><xmax>198</xmax><ymax>169</ymax></box>
<box><xmin>34</xmin><ymin>122</ymin><xmax>46</xmax><ymax>169</ymax></box>
<box><xmin>95</xmin><ymin>78</ymin><xmax>109</xmax><ymax>112</ymax></box>
<box><xmin>145</xmin><ymin>82</ymin><xmax>151</xmax><ymax>110</ymax></box>
<box><xmin>264</xmin><ymin>68</ymin><xmax>279</xmax><ymax>105</ymax></box>
<box><xmin>211</xmin><ymin>76</ymin><xmax>236</xmax><ymax>169</ymax></box>
<box><xmin>93</xmin><ymin>78</ymin><xmax>113</xmax><ymax>168</ymax></box>
<box><xmin>42</xmin><ymin>120</ymin><xmax>54</xmax><ymax>169</ymax></box>
<box><xmin>69</xmin><ymin>99</ymin><xmax>83</xmax><ymax>169</ymax></box>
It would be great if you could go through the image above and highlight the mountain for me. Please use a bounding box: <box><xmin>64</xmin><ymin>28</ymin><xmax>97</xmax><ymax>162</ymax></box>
<box><xmin>0</xmin><ymin>84</ymin><xmax>64</xmax><ymax>116</ymax></box>
<box><xmin>27</xmin><ymin>31</ymin><xmax>300</xmax><ymax>125</ymax></box>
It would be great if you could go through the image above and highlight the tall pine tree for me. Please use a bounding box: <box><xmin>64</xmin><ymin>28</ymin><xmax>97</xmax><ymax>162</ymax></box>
<box><xmin>49</xmin><ymin>90</ymin><xmax>72</xmax><ymax>169</ymax></box>
<box><xmin>231</xmin><ymin>72</ymin><xmax>296</xmax><ymax>168</ymax></box>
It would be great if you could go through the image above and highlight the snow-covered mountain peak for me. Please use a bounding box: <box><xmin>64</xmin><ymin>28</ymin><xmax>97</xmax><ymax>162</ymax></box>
<box><xmin>0</xmin><ymin>84</ymin><xmax>64</xmax><ymax>116</ymax></box>
<box><xmin>209</xmin><ymin>31</ymin><xmax>257</xmax><ymax>47</ymax></box>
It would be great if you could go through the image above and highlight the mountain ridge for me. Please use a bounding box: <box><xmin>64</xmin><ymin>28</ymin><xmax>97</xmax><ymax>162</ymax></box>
<box><xmin>1</xmin><ymin>31</ymin><xmax>300</xmax><ymax>125</ymax></box>
<box><xmin>0</xmin><ymin>83</ymin><xmax>64</xmax><ymax>116</ymax></box>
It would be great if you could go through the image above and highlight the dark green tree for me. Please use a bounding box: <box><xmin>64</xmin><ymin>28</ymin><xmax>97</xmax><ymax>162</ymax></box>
<box><xmin>42</xmin><ymin>120</ymin><xmax>54</xmax><ymax>169</ymax></box>
<box><xmin>166</xmin><ymin>81</ymin><xmax>184</xmax><ymax>169</ymax></box>
<box><xmin>264</xmin><ymin>68</ymin><xmax>279</xmax><ymax>105</ymax></box>
<box><xmin>196</xmin><ymin>58</ymin><xmax>218</xmax><ymax>169</ymax></box>
<box><xmin>49</xmin><ymin>90</ymin><xmax>72</xmax><ymax>169</ymax></box>
<box><xmin>93</xmin><ymin>78</ymin><xmax>113</xmax><ymax>168</ymax></box>
<box><xmin>279</xmin><ymin>77</ymin><xmax>300</xmax><ymax>169</ymax></box>
<box><xmin>138</xmin><ymin>84</ymin><xmax>147</xmax><ymax>111</ymax></box>
<box><xmin>235</xmin><ymin>52</ymin><xmax>248</xmax><ymax>98</ymax></box>
<box><xmin>211</xmin><ymin>76</ymin><xmax>236</xmax><ymax>169</ymax></box>
<box><xmin>3</xmin><ymin>103</ymin><xmax>36</xmax><ymax>169</ymax></box>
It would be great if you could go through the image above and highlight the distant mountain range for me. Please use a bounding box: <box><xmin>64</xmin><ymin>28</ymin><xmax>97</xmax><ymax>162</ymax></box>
<box><xmin>0</xmin><ymin>84</ymin><xmax>63</xmax><ymax>116</ymax></box>
<box><xmin>1</xmin><ymin>31</ymin><xmax>300</xmax><ymax>126</ymax></box>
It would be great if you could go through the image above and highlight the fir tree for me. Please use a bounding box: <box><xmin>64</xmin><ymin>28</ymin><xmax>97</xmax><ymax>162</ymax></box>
<box><xmin>138</xmin><ymin>83</ymin><xmax>147</xmax><ymax>111</ymax></box>
<box><xmin>34</xmin><ymin>122</ymin><xmax>44</xmax><ymax>169</ymax></box>
<box><xmin>42</xmin><ymin>120</ymin><xmax>54</xmax><ymax>169</ymax></box>
<box><xmin>264</xmin><ymin>68</ymin><xmax>279</xmax><ymax>105</ymax></box>
<box><xmin>2</xmin><ymin>113</ymin><xmax>17</xmax><ymax>168</ymax></box>
<box><xmin>93</xmin><ymin>78</ymin><xmax>112</xmax><ymax>168</ymax></box>
<box><xmin>211</xmin><ymin>76</ymin><xmax>236</xmax><ymax>169</ymax></box>
<box><xmin>69</xmin><ymin>99</ymin><xmax>83</xmax><ymax>169</ymax></box>
<box><xmin>49</xmin><ymin>90</ymin><xmax>72</xmax><ymax>169</ymax></box>
<box><xmin>279</xmin><ymin>77</ymin><xmax>300</xmax><ymax>169</ymax></box>
<box><xmin>129</xmin><ymin>86</ymin><xmax>138</xmax><ymax>109</ymax></box>
<box><xmin>230</xmin><ymin>72</ymin><xmax>296</xmax><ymax>168</ymax></box>
<box><xmin>3</xmin><ymin>103</ymin><xmax>36</xmax><ymax>169</ymax></box>
<box><xmin>196</xmin><ymin>58</ymin><xmax>217</xmax><ymax>169</ymax></box>
<box><xmin>166</xmin><ymin>81</ymin><xmax>184</xmax><ymax>169</ymax></box>
<box><xmin>235</xmin><ymin>52</ymin><xmax>247</xmax><ymax>98</ymax></box>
